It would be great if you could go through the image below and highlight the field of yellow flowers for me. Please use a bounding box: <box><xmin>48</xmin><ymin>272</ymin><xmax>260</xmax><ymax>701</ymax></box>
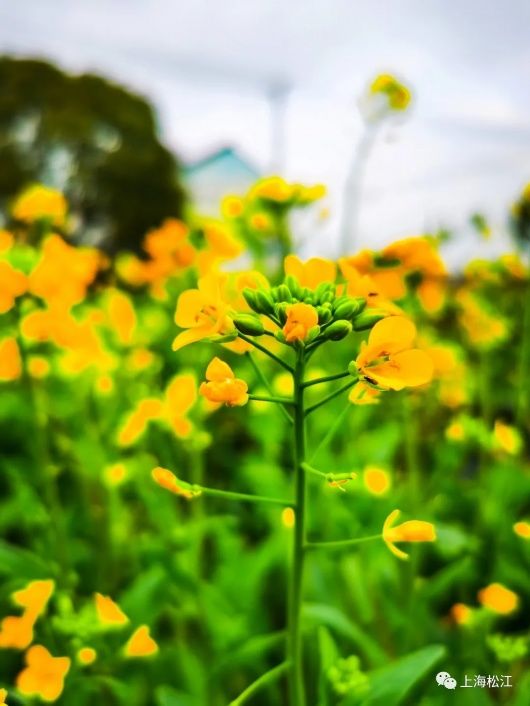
<box><xmin>1</xmin><ymin>170</ymin><xmax>530</xmax><ymax>706</ymax></box>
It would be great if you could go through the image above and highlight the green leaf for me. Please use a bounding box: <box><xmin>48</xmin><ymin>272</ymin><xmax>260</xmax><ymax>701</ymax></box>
<box><xmin>318</xmin><ymin>626</ymin><xmax>340</xmax><ymax>706</ymax></box>
<box><xmin>0</xmin><ymin>539</ymin><xmax>52</xmax><ymax>579</ymax></box>
<box><xmin>156</xmin><ymin>685</ymin><xmax>197</xmax><ymax>706</ymax></box>
<box><xmin>354</xmin><ymin>644</ymin><xmax>446</xmax><ymax>706</ymax></box>
<box><xmin>304</xmin><ymin>603</ymin><xmax>387</xmax><ymax>667</ymax></box>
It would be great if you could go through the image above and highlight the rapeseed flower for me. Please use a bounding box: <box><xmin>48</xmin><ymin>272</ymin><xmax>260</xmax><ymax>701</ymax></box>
<box><xmin>478</xmin><ymin>583</ymin><xmax>518</xmax><ymax>615</ymax></box>
<box><xmin>199</xmin><ymin>358</ymin><xmax>248</xmax><ymax>407</ymax></box>
<box><xmin>124</xmin><ymin>625</ymin><xmax>158</xmax><ymax>658</ymax></box>
<box><xmin>17</xmin><ymin>645</ymin><xmax>70</xmax><ymax>702</ymax></box>
<box><xmin>382</xmin><ymin>509</ymin><xmax>436</xmax><ymax>560</ymax></box>
<box><xmin>282</xmin><ymin>303</ymin><xmax>319</xmax><ymax>343</ymax></box>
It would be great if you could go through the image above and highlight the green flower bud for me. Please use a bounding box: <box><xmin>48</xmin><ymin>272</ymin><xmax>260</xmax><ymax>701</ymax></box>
<box><xmin>274</xmin><ymin>302</ymin><xmax>289</xmax><ymax>325</ymax></box>
<box><xmin>242</xmin><ymin>288</ymin><xmax>259</xmax><ymax>311</ymax></box>
<box><xmin>319</xmin><ymin>290</ymin><xmax>335</xmax><ymax>304</ymax></box>
<box><xmin>348</xmin><ymin>360</ymin><xmax>359</xmax><ymax>376</ymax></box>
<box><xmin>317</xmin><ymin>306</ymin><xmax>332</xmax><ymax>324</ymax></box>
<box><xmin>334</xmin><ymin>297</ymin><xmax>366</xmax><ymax>321</ymax></box>
<box><xmin>306</xmin><ymin>325</ymin><xmax>321</xmax><ymax>343</ymax></box>
<box><xmin>324</xmin><ymin>320</ymin><xmax>352</xmax><ymax>340</ymax></box>
<box><xmin>233</xmin><ymin>313</ymin><xmax>265</xmax><ymax>336</ymax></box>
<box><xmin>284</xmin><ymin>275</ymin><xmax>303</xmax><ymax>299</ymax></box>
<box><xmin>352</xmin><ymin>310</ymin><xmax>387</xmax><ymax>331</ymax></box>
<box><xmin>276</xmin><ymin>284</ymin><xmax>293</xmax><ymax>303</ymax></box>
<box><xmin>254</xmin><ymin>290</ymin><xmax>275</xmax><ymax>315</ymax></box>
<box><xmin>314</xmin><ymin>281</ymin><xmax>335</xmax><ymax>303</ymax></box>
<box><xmin>275</xmin><ymin>330</ymin><xmax>286</xmax><ymax>343</ymax></box>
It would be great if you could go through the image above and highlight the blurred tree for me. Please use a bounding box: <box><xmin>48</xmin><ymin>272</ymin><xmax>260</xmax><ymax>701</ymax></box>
<box><xmin>0</xmin><ymin>57</ymin><xmax>187</xmax><ymax>252</ymax></box>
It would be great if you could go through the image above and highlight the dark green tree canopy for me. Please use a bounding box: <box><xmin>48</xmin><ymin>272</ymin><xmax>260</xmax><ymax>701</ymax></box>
<box><xmin>0</xmin><ymin>57</ymin><xmax>186</xmax><ymax>252</ymax></box>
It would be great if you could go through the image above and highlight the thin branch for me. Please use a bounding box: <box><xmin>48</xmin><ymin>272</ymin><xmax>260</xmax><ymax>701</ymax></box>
<box><xmin>249</xmin><ymin>394</ymin><xmax>294</xmax><ymax>404</ymax></box>
<box><xmin>305</xmin><ymin>381</ymin><xmax>356</xmax><ymax>416</ymax></box>
<box><xmin>303</xmin><ymin>370</ymin><xmax>350</xmax><ymax>388</ymax></box>
<box><xmin>308</xmin><ymin>402</ymin><xmax>351</xmax><ymax>462</ymax></box>
<box><xmin>229</xmin><ymin>661</ymin><xmax>291</xmax><ymax>706</ymax></box>
<box><xmin>198</xmin><ymin>485</ymin><xmax>294</xmax><ymax>508</ymax></box>
<box><xmin>247</xmin><ymin>352</ymin><xmax>293</xmax><ymax>423</ymax></box>
<box><xmin>238</xmin><ymin>333</ymin><xmax>294</xmax><ymax>373</ymax></box>
<box><xmin>305</xmin><ymin>534</ymin><xmax>381</xmax><ymax>551</ymax></box>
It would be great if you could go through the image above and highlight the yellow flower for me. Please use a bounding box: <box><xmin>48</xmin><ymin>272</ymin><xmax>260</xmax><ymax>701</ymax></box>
<box><xmin>28</xmin><ymin>357</ymin><xmax>51</xmax><ymax>379</ymax></box>
<box><xmin>363</xmin><ymin>467</ymin><xmax>391</xmax><ymax>496</ymax></box>
<box><xmin>284</xmin><ymin>255</ymin><xmax>336</xmax><ymax>289</ymax></box>
<box><xmin>164</xmin><ymin>374</ymin><xmax>197</xmax><ymax>436</ymax></box>
<box><xmin>0</xmin><ymin>229</ymin><xmax>14</xmax><ymax>253</ymax></box>
<box><xmin>493</xmin><ymin>420</ymin><xmax>522</xmax><ymax>455</ymax></box>
<box><xmin>0</xmin><ymin>338</ymin><xmax>22</xmax><ymax>382</ymax></box>
<box><xmin>369</xmin><ymin>74</ymin><xmax>411</xmax><ymax>111</ymax></box>
<box><xmin>281</xmin><ymin>508</ymin><xmax>295</xmax><ymax>529</ymax></box>
<box><xmin>95</xmin><ymin>593</ymin><xmax>128</xmax><ymax>626</ymax></box>
<box><xmin>450</xmin><ymin>603</ymin><xmax>472</xmax><ymax>625</ymax></box>
<box><xmin>17</xmin><ymin>645</ymin><xmax>70</xmax><ymax>702</ymax></box>
<box><xmin>13</xmin><ymin>580</ymin><xmax>54</xmax><ymax>621</ymax></box>
<box><xmin>221</xmin><ymin>195</ymin><xmax>245</xmax><ymax>219</ymax></box>
<box><xmin>152</xmin><ymin>467</ymin><xmax>198</xmax><ymax>500</ymax></box>
<box><xmin>106</xmin><ymin>290</ymin><xmax>137</xmax><ymax>345</ymax></box>
<box><xmin>349</xmin><ymin>381</ymin><xmax>381</xmax><ymax>405</ymax></box>
<box><xmin>514</xmin><ymin>522</ymin><xmax>530</xmax><ymax>540</ymax></box>
<box><xmin>0</xmin><ymin>262</ymin><xmax>27</xmax><ymax>314</ymax></box>
<box><xmin>199</xmin><ymin>357</ymin><xmax>248</xmax><ymax>407</ymax></box>
<box><xmin>0</xmin><ymin>688</ymin><xmax>7</xmax><ymax>705</ymax></box>
<box><xmin>249</xmin><ymin>212</ymin><xmax>272</xmax><ymax>232</ymax></box>
<box><xmin>77</xmin><ymin>647</ymin><xmax>97</xmax><ymax>666</ymax></box>
<box><xmin>382</xmin><ymin>509</ymin><xmax>436</xmax><ymax>560</ymax></box>
<box><xmin>249</xmin><ymin>176</ymin><xmax>294</xmax><ymax>203</ymax></box>
<box><xmin>355</xmin><ymin>316</ymin><xmax>433</xmax><ymax>391</ymax></box>
<box><xmin>0</xmin><ymin>615</ymin><xmax>34</xmax><ymax>649</ymax></box>
<box><xmin>478</xmin><ymin>583</ymin><xmax>518</xmax><ymax>615</ymax></box>
<box><xmin>124</xmin><ymin>625</ymin><xmax>158</xmax><ymax>658</ymax></box>
<box><xmin>103</xmin><ymin>463</ymin><xmax>128</xmax><ymax>487</ymax></box>
<box><xmin>117</xmin><ymin>398</ymin><xmax>164</xmax><ymax>446</ymax></box>
<box><xmin>173</xmin><ymin>273</ymin><xmax>234</xmax><ymax>351</ymax></box>
<box><xmin>282</xmin><ymin>303</ymin><xmax>319</xmax><ymax>343</ymax></box>
<box><xmin>12</xmin><ymin>185</ymin><xmax>67</xmax><ymax>227</ymax></box>
<box><xmin>203</xmin><ymin>221</ymin><xmax>242</xmax><ymax>259</ymax></box>
<box><xmin>446</xmin><ymin>421</ymin><xmax>465</xmax><ymax>441</ymax></box>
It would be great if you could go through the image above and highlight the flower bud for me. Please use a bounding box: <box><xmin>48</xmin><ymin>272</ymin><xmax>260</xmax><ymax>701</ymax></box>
<box><xmin>352</xmin><ymin>310</ymin><xmax>387</xmax><ymax>331</ymax></box>
<box><xmin>334</xmin><ymin>298</ymin><xmax>366</xmax><ymax>321</ymax></box>
<box><xmin>276</xmin><ymin>284</ymin><xmax>293</xmax><ymax>303</ymax></box>
<box><xmin>275</xmin><ymin>330</ymin><xmax>286</xmax><ymax>343</ymax></box>
<box><xmin>242</xmin><ymin>288</ymin><xmax>259</xmax><ymax>311</ymax></box>
<box><xmin>317</xmin><ymin>306</ymin><xmax>332</xmax><ymax>324</ymax></box>
<box><xmin>254</xmin><ymin>290</ymin><xmax>275</xmax><ymax>314</ymax></box>
<box><xmin>314</xmin><ymin>282</ymin><xmax>335</xmax><ymax>303</ymax></box>
<box><xmin>324</xmin><ymin>320</ymin><xmax>352</xmax><ymax>340</ymax></box>
<box><xmin>274</xmin><ymin>302</ymin><xmax>289</xmax><ymax>324</ymax></box>
<box><xmin>233</xmin><ymin>314</ymin><xmax>265</xmax><ymax>336</ymax></box>
<box><xmin>284</xmin><ymin>275</ymin><xmax>303</xmax><ymax>299</ymax></box>
<box><xmin>306</xmin><ymin>325</ymin><xmax>321</xmax><ymax>343</ymax></box>
<box><xmin>348</xmin><ymin>360</ymin><xmax>359</xmax><ymax>376</ymax></box>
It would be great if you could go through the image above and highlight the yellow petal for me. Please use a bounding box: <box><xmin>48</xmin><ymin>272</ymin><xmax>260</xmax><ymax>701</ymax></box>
<box><xmin>205</xmin><ymin>357</ymin><xmax>234</xmax><ymax>382</ymax></box>
<box><xmin>368</xmin><ymin>316</ymin><xmax>416</xmax><ymax>348</ymax></box>
<box><xmin>95</xmin><ymin>593</ymin><xmax>128</xmax><ymax>626</ymax></box>
<box><xmin>124</xmin><ymin>625</ymin><xmax>158</xmax><ymax>657</ymax></box>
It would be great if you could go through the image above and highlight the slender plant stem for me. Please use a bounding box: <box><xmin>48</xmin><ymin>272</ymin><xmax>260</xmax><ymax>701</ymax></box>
<box><xmin>247</xmin><ymin>352</ymin><xmax>293</xmax><ymax>423</ymax></box>
<box><xmin>305</xmin><ymin>381</ymin><xmax>355</xmax><ymax>416</ymax></box>
<box><xmin>229</xmin><ymin>661</ymin><xmax>290</xmax><ymax>706</ymax></box>
<box><xmin>249</xmin><ymin>394</ymin><xmax>294</xmax><ymax>404</ymax></box>
<box><xmin>305</xmin><ymin>534</ymin><xmax>381</xmax><ymax>551</ymax></box>
<box><xmin>287</xmin><ymin>349</ymin><xmax>307</xmax><ymax>706</ymax></box>
<box><xmin>197</xmin><ymin>485</ymin><xmax>294</xmax><ymax>508</ymax></box>
<box><xmin>308</xmin><ymin>402</ymin><xmax>351</xmax><ymax>463</ymax></box>
<box><xmin>302</xmin><ymin>370</ymin><xmax>350</xmax><ymax>388</ymax></box>
<box><xmin>238</xmin><ymin>333</ymin><xmax>294</xmax><ymax>373</ymax></box>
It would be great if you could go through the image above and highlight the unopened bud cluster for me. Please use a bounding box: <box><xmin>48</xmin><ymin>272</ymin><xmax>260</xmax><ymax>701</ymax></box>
<box><xmin>236</xmin><ymin>276</ymin><xmax>386</xmax><ymax>346</ymax></box>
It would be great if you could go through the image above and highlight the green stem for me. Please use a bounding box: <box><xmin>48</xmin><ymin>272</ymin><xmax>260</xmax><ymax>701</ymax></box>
<box><xmin>249</xmin><ymin>394</ymin><xmax>294</xmax><ymax>404</ymax></box>
<box><xmin>308</xmin><ymin>402</ymin><xmax>351</xmax><ymax>463</ymax></box>
<box><xmin>238</xmin><ymin>333</ymin><xmax>294</xmax><ymax>373</ymax></box>
<box><xmin>305</xmin><ymin>534</ymin><xmax>381</xmax><ymax>551</ymax></box>
<box><xmin>305</xmin><ymin>380</ymin><xmax>356</xmax><ymax>416</ymax></box>
<box><xmin>287</xmin><ymin>350</ymin><xmax>307</xmax><ymax>706</ymax></box>
<box><xmin>302</xmin><ymin>371</ymin><xmax>350</xmax><ymax>388</ymax></box>
<box><xmin>229</xmin><ymin>661</ymin><xmax>290</xmax><ymax>706</ymax></box>
<box><xmin>197</xmin><ymin>485</ymin><xmax>294</xmax><ymax>508</ymax></box>
<box><xmin>301</xmin><ymin>463</ymin><xmax>355</xmax><ymax>485</ymax></box>
<box><xmin>247</xmin><ymin>352</ymin><xmax>293</xmax><ymax>423</ymax></box>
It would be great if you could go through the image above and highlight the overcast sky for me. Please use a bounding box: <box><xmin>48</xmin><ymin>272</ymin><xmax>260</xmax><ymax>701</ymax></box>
<box><xmin>1</xmin><ymin>0</ymin><xmax>530</xmax><ymax>262</ymax></box>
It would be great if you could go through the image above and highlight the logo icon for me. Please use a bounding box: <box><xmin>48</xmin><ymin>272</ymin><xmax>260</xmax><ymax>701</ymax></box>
<box><xmin>436</xmin><ymin>672</ymin><xmax>457</xmax><ymax>689</ymax></box>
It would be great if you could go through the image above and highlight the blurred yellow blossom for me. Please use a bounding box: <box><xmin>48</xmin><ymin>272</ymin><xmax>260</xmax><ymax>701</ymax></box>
<box><xmin>0</xmin><ymin>261</ymin><xmax>27</xmax><ymax>313</ymax></box>
<box><xmin>382</xmin><ymin>509</ymin><xmax>436</xmax><ymax>560</ymax></box>
<box><xmin>200</xmin><ymin>357</ymin><xmax>248</xmax><ymax>407</ymax></box>
<box><xmin>77</xmin><ymin>647</ymin><xmax>97</xmax><ymax>666</ymax></box>
<box><xmin>513</xmin><ymin>522</ymin><xmax>530</xmax><ymax>539</ymax></box>
<box><xmin>12</xmin><ymin>185</ymin><xmax>67</xmax><ymax>227</ymax></box>
<box><xmin>17</xmin><ymin>645</ymin><xmax>70</xmax><ymax>702</ymax></box>
<box><xmin>124</xmin><ymin>625</ymin><xmax>158</xmax><ymax>658</ymax></box>
<box><xmin>0</xmin><ymin>338</ymin><xmax>22</xmax><ymax>382</ymax></box>
<box><xmin>363</xmin><ymin>467</ymin><xmax>391</xmax><ymax>495</ymax></box>
<box><xmin>493</xmin><ymin>420</ymin><xmax>522</xmax><ymax>455</ymax></box>
<box><xmin>95</xmin><ymin>593</ymin><xmax>128</xmax><ymax>626</ymax></box>
<box><xmin>478</xmin><ymin>583</ymin><xmax>518</xmax><ymax>615</ymax></box>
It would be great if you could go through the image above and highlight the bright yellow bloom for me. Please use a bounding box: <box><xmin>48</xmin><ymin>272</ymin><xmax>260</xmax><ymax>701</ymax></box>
<box><xmin>382</xmin><ymin>509</ymin><xmax>436</xmax><ymax>560</ymax></box>
<box><xmin>478</xmin><ymin>583</ymin><xmax>518</xmax><ymax>615</ymax></box>
<box><xmin>199</xmin><ymin>357</ymin><xmax>248</xmax><ymax>407</ymax></box>
<box><xmin>164</xmin><ymin>374</ymin><xmax>197</xmax><ymax>435</ymax></box>
<box><xmin>124</xmin><ymin>625</ymin><xmax>158</xmax><ymax>658</ymax></box>
<box><xmin>249</xmin><ymin>212</ymin><xmax>272</xmax><ymax>232</ymax></box>
<box><xmin>12</xmin><ymin>185</ymin><xmax>67</xmax><ymax>227</ymax></box>
<box><xmin>0</xmin><ymin>688</ymin><xmax>7</xmax><ymax>705</ymax></box>
<box><xmin>0</xmin><ymin>614</ymin><xmax>34</xmax><ymax>649</ymax></box>
<box><xmin>0</xmin><ymin>261</ymin><xmax>27</xmax><ymax>314</ymax></box>
<box><xmin>106</xmin><ymin>289</ymin><xmax>137</xmax><ymax>345</ymax></box>
<box><xmin>249</xmin><ymin>176</ymin><xmax>294</xmax><ymax>203</ymax></box>
<box><xmin>203</xmin><ymin>221</ymin><xmax>242</xmax><ymax>259</ymax></box>
<box><xmin>221</xmin><ymin>195</ymin><xmax>245</xmax><ymax>219</ymax></box>
<box><xmin>355</xmin><ymin>316</ymin><xmax>433</xmax><ymax>391</ymax></box>
<box><xmin>13</xmin><ymin>580</ymin><xmax>54</xmax><ymax>621</ymax></box>
<box><xmin>0</xmin><ymin>229</ymin><xmax>14</xmax><ymax>253</ymax></box>
<box><xmin>27</xmin><ymin>356</ymin><xmax>51</xmax><ymax>379</ymax></box>
<box><xmin>493</xmin><ymin>420</ymin><xmax>522</xmax><ymax>455</ymax></box>
<box><xmin>152</xmin><ymin>467</ymin><xmax>198</xmax><ymax>499</ymax></box>
<box><xmin>77</xmin><ymin>647</ymin><xmax>97</xmax><ymax>666</ymax></box>
<box><xmin>349</xmin><ymin>381</ymin><xmax>381</xmax><ymax>405</ymax></box>
<box><xmin>0</xmin><ymin>338</ymin><xmax>22</xmax><ymax>382</ymax></box>
<box><xmin>103</xmin><ymin>463</ymin><xmax>128</xmax><ymax>487</ymax></box>
<box><xmin>363</xmin><ymin>467</ymin><xmax>391</xmax><ymax>495</ymax></box>
<box><xmin>451</xmin><ymin>603</ymin><xmax>472</xmax><ymax>625</ymax></box>
<box><xmin>514</xmin><ymin>522</ymin><xmax>530</xmax><ymax>539</ymax></box>
<box><xmin>284</xmin><ymin>255</ymin><xmax>336</xmax><ymax>289</ymax></box>
<box><xmin>95</xmin><ymin>593</ymin><xmax>128</xmax><ymax>626</ymax></box>
<box><xmin>17</xmin><ymin>645</ymin><xmax>70</xmax><ymax>702</ymax></box>
<box><xmin>370</xmin><ymin>74</ymin><xmax>411</xmax><ymax>111</ymax></box>
<box><xmin>281</xmin><ymin>508</ymin><xmax>295</xmax><ymax>529</ymax></box>
<box><xmin>282</xmin><ymin>303</ymin><xmax>318</xmax><ymax>343</ymax></box>
<box><xmin>173</xmin><ymin>273</ymin><xmax>233</xmax><ymax>351</ymax></box>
